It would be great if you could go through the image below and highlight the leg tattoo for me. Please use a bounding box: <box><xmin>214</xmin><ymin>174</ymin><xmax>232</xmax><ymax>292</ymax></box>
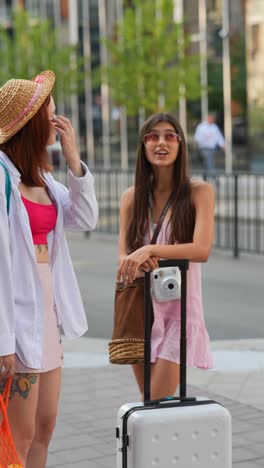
<box><xmin>0</xmin><ymin>374</ymin><xmax>38</xmax><ymax>399</ymax></box>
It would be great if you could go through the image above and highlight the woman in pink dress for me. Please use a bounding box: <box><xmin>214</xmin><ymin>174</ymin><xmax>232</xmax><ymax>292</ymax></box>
<box><xmin>117</xmin><ymin>112</ymin><xmax>214</xmax><ymax>400</ymax></box>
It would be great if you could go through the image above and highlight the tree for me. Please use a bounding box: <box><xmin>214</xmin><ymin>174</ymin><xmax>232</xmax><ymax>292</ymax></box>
<box><xmin>0</xmin><ymin>8</ymin><xmax>84</xmax><ymax>102</ymax></box>
<box><xmin>97</xmin><ymin>0</ymin><xmax>200</xmax><ymax>116</ymax></box>
<box><xmin>230</xmin><ymin>34</ymin><xmax>247</xmax><ymax>113</ymax></box>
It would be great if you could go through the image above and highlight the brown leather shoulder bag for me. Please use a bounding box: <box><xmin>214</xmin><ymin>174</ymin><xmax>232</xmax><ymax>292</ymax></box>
<box><xmin>108</xmin><ymin>193</ymin><xmax>173</xmax><ymax>364</ymax></box>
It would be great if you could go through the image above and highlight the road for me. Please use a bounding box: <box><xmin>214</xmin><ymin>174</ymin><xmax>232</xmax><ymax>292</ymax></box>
<box><xmin>67</xmin><ymin>232</ymin><xmax>264</xmax><ymax>341</ymax></box>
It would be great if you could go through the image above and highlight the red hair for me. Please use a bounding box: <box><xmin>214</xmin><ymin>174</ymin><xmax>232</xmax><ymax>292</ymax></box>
<box><xmin>0</xmin><ymin>96</ymin><xmax>52</xmax><ymax>186</ymax></box>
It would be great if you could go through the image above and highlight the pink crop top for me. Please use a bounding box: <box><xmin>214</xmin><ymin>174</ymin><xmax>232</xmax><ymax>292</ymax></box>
<box><xmin>21</xmin><ymin>195</ymin><xmax>57</xmax><ymax>245</ymax></box>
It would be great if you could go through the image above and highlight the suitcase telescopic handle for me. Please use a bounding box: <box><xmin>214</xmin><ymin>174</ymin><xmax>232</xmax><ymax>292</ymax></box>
<box><xmin>144</xmin><ymin>259</ymin><xmax>189</xmax><ymax>404</ymax></box>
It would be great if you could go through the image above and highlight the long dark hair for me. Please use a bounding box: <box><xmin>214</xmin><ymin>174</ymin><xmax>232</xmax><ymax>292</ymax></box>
<box><xmin>0</xmin><ymin>96</ymin><xmax>52</xmax><ymax>186</ymax></box>
<box><xmin>127</xmin><ymin>112</ymin><xmax>195</xmax><ymax>252</ymax></box>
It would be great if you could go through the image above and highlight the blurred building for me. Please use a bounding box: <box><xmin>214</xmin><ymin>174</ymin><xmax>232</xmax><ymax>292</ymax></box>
<box><xmin>245</xmin><ymin>0</ymin><xmax>264</xmax><ymax>171</ymax></box>
<box><xmin>0</xmin><ymin>0</ymin><xmax>263</xmax><ymax>171</ymax></box>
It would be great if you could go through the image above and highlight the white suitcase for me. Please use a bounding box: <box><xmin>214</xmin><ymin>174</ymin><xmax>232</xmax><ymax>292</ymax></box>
<box><xmin>116</xmin><ymin>260</ymin><xmax>232</xmax><ymax>468</ymax></box>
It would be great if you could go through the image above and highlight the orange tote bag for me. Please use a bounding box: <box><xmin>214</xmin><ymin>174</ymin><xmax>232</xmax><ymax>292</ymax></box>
<box><xmin>0</xmin><ymin>377</ymin><xmax>23</xmax><ymax>468</ymax></box>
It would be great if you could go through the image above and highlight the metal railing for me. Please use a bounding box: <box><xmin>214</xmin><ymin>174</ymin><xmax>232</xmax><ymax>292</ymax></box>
<box><xmin>211</xmin><ymin>173</ymin><xmax>264</xmax><ymax>256</ymax></box>
<box><xmin>55</xmin><ymin>169</ymin><xmax>264</xmax><ymax>257</ymax></box>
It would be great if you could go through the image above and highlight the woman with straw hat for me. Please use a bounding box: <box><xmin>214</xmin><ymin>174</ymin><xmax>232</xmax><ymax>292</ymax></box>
<box><xmin>0</xmin><ymin>70</ymin><xmax>98</xmax><ymax>467</ymax></box>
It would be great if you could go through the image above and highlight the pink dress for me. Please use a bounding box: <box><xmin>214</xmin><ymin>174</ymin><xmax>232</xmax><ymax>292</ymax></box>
<box><xmin>146</xmin><ymin>219</ymin><xmax>214</xmax><ymax>369</ymax></box>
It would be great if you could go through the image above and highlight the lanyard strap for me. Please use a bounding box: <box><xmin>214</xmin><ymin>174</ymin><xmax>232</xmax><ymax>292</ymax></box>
<box><xmin>149</xmin><ymin>191</ymin><xmax>174</xmax><ymax>244</ymax></box>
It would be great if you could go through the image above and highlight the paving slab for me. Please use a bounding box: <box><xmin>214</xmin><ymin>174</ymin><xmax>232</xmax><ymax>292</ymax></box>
<box><xmin>47</xmin><ymin>365</ymin><xmax>264</xmax><ymax>468</ymax></box>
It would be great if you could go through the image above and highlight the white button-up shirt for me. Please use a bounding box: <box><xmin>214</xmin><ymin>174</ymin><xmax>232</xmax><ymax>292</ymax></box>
<box><xmin>0</xmin><ymin>151</ymin><xmax>98</xmax><ymax>368</ymax></box>
<box><xmin>194</xmin><ymin>121</ymin><xmax>225</xmax><ymax>150</ymax></box>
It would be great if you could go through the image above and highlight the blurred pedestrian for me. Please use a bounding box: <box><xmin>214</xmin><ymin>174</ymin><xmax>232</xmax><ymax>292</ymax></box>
<box><xmin>116</xmin><ymin>112</ymin><xmax>214</xmax><ymax>400</ymax></box>
<box><xmin>194</xmin><ymin>112</ymin><xmax>225</xmax><ymax>173</ymax></box>
<box><xmin>0</xmin><ymin>70</ymin><xmax>98</xmax><ymax>467</ymax></box>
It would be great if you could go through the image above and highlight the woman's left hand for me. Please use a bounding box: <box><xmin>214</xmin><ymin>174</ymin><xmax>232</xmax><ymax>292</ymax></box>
<box><xmin>140</xmin><ymin>256</ymin><xmax>159</xmax><ymax>272</ymax></box>
<box><xmin>117</xmin><ymin>245</ymin><xmax>152</xmax><ymax>284</ymax></box>
<box><xmin>53</xmin><ymin>115</ymin><xmax>83</xmax><ymax>176</ymax></box>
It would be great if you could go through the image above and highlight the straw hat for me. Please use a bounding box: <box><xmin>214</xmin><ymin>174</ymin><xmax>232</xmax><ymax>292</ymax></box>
<box><xmin>0</xmin><ymin>70</ymin><xmax>55</xmax><ymax>144</ymax></box>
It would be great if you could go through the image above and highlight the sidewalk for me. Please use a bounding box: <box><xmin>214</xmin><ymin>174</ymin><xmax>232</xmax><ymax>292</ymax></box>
<box><xmin>47</xmin><ymin>337</ymin><xmax>264</xmax><ymax>468</ymax></box>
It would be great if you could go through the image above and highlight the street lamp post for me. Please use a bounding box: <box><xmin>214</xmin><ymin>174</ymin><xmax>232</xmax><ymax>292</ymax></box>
<box><xmin>54</xmin><ymin>0</ymin><xmax>65</xmax><ymax>116</ymax></box>
<box><xmin>173</xmin><ymin>0</ymin><xmax>187</xmax><ymax>136</ymax></box>
<box><xmin>116</xmin><ymin>0</ymin><xmax>129</xmax><ymax>170</ymax></box>
<box><xmin>198</xmin><ymin>0</ymin><xmax>208</xmax><ymax>122</ymax></box>
<box><xmin>98</xmin><ymin>0</ymin><xmax>111</xmax><ymax>169</ymax></box>
<box><xmin>69</xmin><ymin>0</ymin><xmax>80</xmax><ymax>146</ymax></box>
<box><xmin>220</xmin><ymin>0</ymin><xmax>233</xmax><ymax>173</ymax></box>
<box><xmin>82</xmin><ymin>0</ymin><xmax>95</xmax><ymax>168</ymax></box>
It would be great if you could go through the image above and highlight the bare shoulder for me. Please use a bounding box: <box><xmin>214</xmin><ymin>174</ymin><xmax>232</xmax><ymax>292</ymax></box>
<box><xmin>120</xmin><ymin>186</ymin><xmax>135</xmax><ymax>207</ymax></box>
<box><xmin>190</xmin><ymin>178</ymin><xmax>215</xmax><ymax>204</ymax></box>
